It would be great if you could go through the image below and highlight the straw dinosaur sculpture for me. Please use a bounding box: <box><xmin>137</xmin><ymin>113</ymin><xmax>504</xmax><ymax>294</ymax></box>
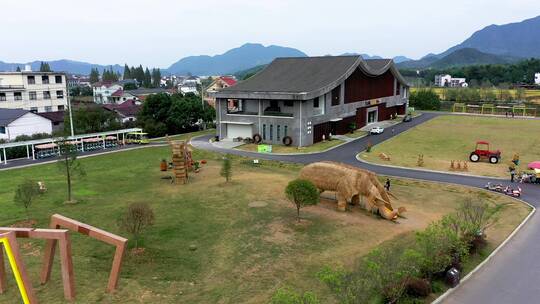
<box><xmin>299</xmin><ymin>161</ymin><xmax>406</xmax><ymax>220</ymax></box>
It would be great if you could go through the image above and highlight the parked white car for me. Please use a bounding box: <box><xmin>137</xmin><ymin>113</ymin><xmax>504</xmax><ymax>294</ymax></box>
<box><xmin>370</xmin><ymin>126</ymin><xmax>385</xmax><ymax>135</ymax></box>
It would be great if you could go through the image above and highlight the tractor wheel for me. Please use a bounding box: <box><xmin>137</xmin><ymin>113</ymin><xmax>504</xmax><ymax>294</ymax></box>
<box><xmin>469</xmin><ymin>153</ymin><xmax>480</xmax><ymax>162</ymax></box>
<box><xmin>489</xmin><ymin>156</ymin><xmax>499</xmax><ymax>164</ymax></box>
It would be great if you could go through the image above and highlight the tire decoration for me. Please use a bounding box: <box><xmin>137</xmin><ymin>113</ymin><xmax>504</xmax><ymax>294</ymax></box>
<box><xmin>253</xmin><ymin>133</ymin><xmax>262</xmax><ymax>144</ymax></box>
<box><xmin>282</xmin><ymin>136</ymin><xmax>293</xmax><ymax>146</ymax></box>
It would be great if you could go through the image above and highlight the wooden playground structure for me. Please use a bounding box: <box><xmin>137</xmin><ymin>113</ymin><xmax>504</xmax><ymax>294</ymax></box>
<box><xmin>452</xmin><ymin>102</ymin><xmax>537</xmax><ymax>117</ymax></box>
<box><xmin>168</xmin><ymin>139</ymin><xmax>192</xmax><ymax>184</ymax></box>
<box><xmin>0</xmin><ymin>214</ymin><xmax>128</xmax><ymax>303</ymax></box>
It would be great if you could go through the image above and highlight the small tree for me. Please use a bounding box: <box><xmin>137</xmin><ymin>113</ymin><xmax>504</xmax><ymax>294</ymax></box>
<box><xmin>119</xmin><ymin>203</ymin><xmax>155</xmax><ymax>249</ymax></box>
<box><xmin>14</xmin><ymin>179</ymin><xmax>40</xmax><ymax>220</ymax></box>
<box><xmin>220</xmin><ymin>155</ymin><xmax>232</xmax><ymax>182</ymax></box>
<box><xmin>57</xmin><ymin>139</ymin><xmax>85</xmax><ymax>203</ymax></box>
<box><xmin>285</xmin><ymin>179</ymin><xmax>319</xmax><ymax>221</ymax></box>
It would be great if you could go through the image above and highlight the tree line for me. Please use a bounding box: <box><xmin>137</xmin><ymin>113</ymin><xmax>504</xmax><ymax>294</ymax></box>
<box><xmin>88</xmin><ymin>64</ymin><xmax>161</xmax><ymax>89</ymax></box>
<box><xmin>401</xmin><ymin>58</ymin><xmax>540</xmax><ymax>87</ymax></box>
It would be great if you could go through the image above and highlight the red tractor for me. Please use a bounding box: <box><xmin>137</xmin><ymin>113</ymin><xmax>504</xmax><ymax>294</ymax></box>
<box><xmin>469</xmin><ymin>141</ymin><xmax>501</xmax><ymax>164</ymax></box>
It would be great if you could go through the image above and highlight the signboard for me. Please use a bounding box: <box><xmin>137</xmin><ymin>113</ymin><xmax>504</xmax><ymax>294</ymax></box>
<box><xmin>257</xmin><ymin>144</ymin><xmax>272</xmax><ymax>153</ymax></box>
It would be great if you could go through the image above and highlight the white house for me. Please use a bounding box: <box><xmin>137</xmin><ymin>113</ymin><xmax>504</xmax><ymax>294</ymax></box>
<box><xmin>0</xmin><ymin>109</ymin><xmax>52</xmax><ymax>141</ymax></box>
<box><xmin>434</xmin><ymin>74</ymin><xmax>468</xmax><ymax>87</ymax></box>
<box><xmin>0</xmin><ymin>67</ymin><xmax>68</xmax><ymax>113</ymax></box>
<box><xmin>535</xmin><ymin>73</ymin><xmax>540</xmax><ymax>85</ymax></box>
<box><xmin>92</xmin><ymin>82</ymin><xmax>123</xmax><ymax>104</ymax></box>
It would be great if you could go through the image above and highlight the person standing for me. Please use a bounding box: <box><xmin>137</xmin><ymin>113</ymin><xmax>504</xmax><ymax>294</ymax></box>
<box><xmin>385</xmin><ymin>178</ymin><xmax>391</xmax><ymax>191</ymax></box>
<box><xmin>510</xmin><ymin>169</ymin><xmax>516</xmax><ymax>183</ymax></box>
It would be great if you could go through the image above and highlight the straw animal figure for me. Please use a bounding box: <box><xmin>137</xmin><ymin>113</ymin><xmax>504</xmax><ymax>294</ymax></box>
<box><xmin>299</xmin><ymin>162</ymin><xmax>406</xmax><ymax>220</ymax></box>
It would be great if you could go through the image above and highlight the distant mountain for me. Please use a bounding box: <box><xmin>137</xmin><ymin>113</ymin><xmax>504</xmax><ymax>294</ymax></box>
<box><xmin>398</xmin><ymin>48</ymin><xmax>520</xmax><ymax>69</ymax></box>
<box><xmin>167</xmin><ymin>43</ymin><xmax>307</xmax><ymax>75</ymax></box>
<box><xmin>0</xmin><ymin>59</ymin><xmax>123</xmax><ymax>75</ymax></box>
<box><xmin>440</xmin><ymin>15</ymin><xmax>540</xmax><ymax>59</ymax></box>
<box><xmin>340</xmin><ymin>53</ymin><xmax>411</xmax><ymax>63</ymax></box>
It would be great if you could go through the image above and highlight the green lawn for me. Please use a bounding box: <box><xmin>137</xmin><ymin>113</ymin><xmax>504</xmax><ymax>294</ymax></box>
<box><xmin>0</xmin><ymin>136</ymin><xmax>530</xmax><ymax>303</ymax></box>
<box><xmin>344</xmin><ymin>130</ymin><xmax>368</xmax><ymax>139</ymax></box>
<box><xmin>361</xmin><ymin>115</ymin><xmax>540</xmax><ymax>177</ymax></box>
<box><xmin>237</xmin><ymin>139</ymin><xmax>345</xmax><ymax>154</ymax></box>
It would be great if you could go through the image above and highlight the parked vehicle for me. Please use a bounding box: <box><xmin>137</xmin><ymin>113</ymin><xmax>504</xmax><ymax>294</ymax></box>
<box><xmin>126</xmin><ymin>132</ymin><xmax>149</xmax><ymax>144</ymax></box>
<box><xmin>469</xmin><ymin>141</ymin><xmax>501</xmax><ymax>164</ymax></box>
<box><xmin>370</xmin><ymin>126</ymin><xmax>385</xmax><ymax>135</ymax></box>
<box><xmin>402</xmin><ymin>114</ymin><xmax>412</xmax><ymax>122</ymax></box>
<box><xmin>485</xmin><ymin>182</ymin><xmax>522</xmax><ymax>197</ymax></box>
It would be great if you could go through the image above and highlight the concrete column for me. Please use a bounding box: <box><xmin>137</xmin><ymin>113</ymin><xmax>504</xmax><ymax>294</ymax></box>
<box><xmin>32</xmin><ymin>145</ymin><xmax>35</xmax><ymax>160</ymax></box>
<box><xmin>3</xmin><ymin>148</ymin><xmax>6</xmax><ymax>165</ymax></box>
<box><xmin>26</xmin><ymin>145</ymin><xmax>30</xmax><ymax>159</ymax></box>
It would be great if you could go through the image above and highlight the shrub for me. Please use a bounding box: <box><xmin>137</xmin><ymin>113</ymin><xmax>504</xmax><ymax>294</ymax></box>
<box><xmin>410</xmin><ymin>89</ymin><xmax>441</xmax><ymax>110</ymax></box>
<box><xmin>119</xmin><ymin>203</ymin><xmax>155</xmax><ymax>249</ymax></box>
<box><xmin>317</xmin><ymin>266</ymin><xmax>346</xmax><ymax>294</ymax></box>
<box><xmin>405</xmin><ymin>277</ymin><xmax>431</xmax><ymax>297</ymax></box>
<box><xmin>13</xmin><ymin>179</ymin><xmax>40</xmax><ymax>220</ymax></box>
<box><xmin>220</xmin><ymin>155</ymin><xmax>232</xmax><ymax>182</ymax></box>
<box><xmin>271</xmin><ymin>287</ymin><xmax>319</xmax><ymax>304</ymax></box>
<box><xmin>415</xmin><ymin>220</ymin><xmax>468</xmax><ymax>279</ymax></box>
<box><xmin>285</xmin><ymin>179</ymin><xmax>319</xmax><ymax>221</ymax></box>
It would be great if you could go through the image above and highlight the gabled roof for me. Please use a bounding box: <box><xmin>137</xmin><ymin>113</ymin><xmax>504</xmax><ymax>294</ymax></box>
<box><xmin>111</xmin><ymin>89</ymin><xmax>124</xmax><ymax>97</ymax></box>
<box><xmin>36</xmin><ymin>111</ymin><xmax>65</xmax><ymax>124</ymax></box>
<box><xmin>219</xmin><ymin>76</ymin><xmax>237</xmax><ymax>86</ymax></box>
<box><xmin>214</xmin><ymin>56</ymin><xmax>408</xmax><ymax>100</ymax></box>
<box><xmin>124</xmin><ymin>88</ymin><xmax>168</xmax><ymax>95</ymax></box>
<box><xmin>0</xmin><ymin>109</ymin><xmax>29</xmax><ymax>126</ymax></box>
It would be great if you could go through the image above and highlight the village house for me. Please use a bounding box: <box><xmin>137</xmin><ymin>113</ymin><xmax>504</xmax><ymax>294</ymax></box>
<box><xmin>213</xmin><ymin>55</ymin><xmax>409</xmax><ymax>147</ymax></box>
<box><xmin>0</xmin><ymin>108</ymin><xmax>52</xmax><ymax>141</ymax></box>
<box><xmin>205</xmin><ymin>76</ymin><xmax>237</xmax><ymax>107</ymax></box>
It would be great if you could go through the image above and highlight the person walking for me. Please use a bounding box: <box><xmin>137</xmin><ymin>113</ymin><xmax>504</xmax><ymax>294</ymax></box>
<box><xmin>385</xmin><ymin>178</ymin><xmax>391</xmax><ymax>191</ymax></box>
<box><xmin>510</xmin><ymin>169</ymin><xmax>516</xmax><ymax>183</ymax></box>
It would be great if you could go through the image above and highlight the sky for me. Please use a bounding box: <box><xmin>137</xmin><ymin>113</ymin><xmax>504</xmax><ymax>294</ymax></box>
<box><xmin>1</xmin><ymin>0</ymin><xmax>539</xmax><ymax>68</ymax></box>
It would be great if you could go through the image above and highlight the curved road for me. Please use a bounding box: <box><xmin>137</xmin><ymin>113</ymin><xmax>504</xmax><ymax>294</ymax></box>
<box><xmin>192</xmin><ymin>112</ymin><xmax>540</xmax><ymax>304</ymax></box>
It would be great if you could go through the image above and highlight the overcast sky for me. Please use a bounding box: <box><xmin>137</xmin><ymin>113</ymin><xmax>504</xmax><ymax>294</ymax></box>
<box><xmin>2</xmin><ymin>0</ymin><xmax>539</xmax><ymax>68</ymax></box>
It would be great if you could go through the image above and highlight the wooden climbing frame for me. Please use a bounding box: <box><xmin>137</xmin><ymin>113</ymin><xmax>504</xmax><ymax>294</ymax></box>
<box><xmin>0</xmin><ymin>227</ymin><xmax>74</xmax><ymax>301</ymax></box>
<box><xmin>42</xmin><ymin>214</ymin><xmax>128</xmax><ymax>293</ymax></box>
<box><xmin>170</xmin><ymin>140</ymin><xmax>190</xmax><ymax>184</ymax></box>
<box><xmin>0</xmin><ymin>231</ymin><xmax>37</xmax><ymax>304</ymax></box>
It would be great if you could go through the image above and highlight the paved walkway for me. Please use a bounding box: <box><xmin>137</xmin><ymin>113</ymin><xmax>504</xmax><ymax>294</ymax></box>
<box><xmin>191</xmin><ymin>112</ymin><xmax>540</xmax><ymax>304</ymax></box>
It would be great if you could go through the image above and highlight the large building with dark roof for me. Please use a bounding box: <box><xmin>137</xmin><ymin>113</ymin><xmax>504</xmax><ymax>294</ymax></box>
<box><xmin>213</xmin><ymin>55</ymin><xmax>409</xmax><ymax>147</ymax></box>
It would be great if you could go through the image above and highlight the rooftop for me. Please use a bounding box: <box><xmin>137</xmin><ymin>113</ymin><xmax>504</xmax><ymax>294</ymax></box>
<box><xmin>36</xmin><ymin>111</ymin><xmax>65</xmax><ymax>124</ymax></box>
<box><xmin>215</xmin><ymin>56</ymin><xmax>406</xmax><ymax>100</ymax></box>
<box><xmin>0</xmin><ymin>108</ymin><xmax>29</xmax><ymax>126</ymax></box>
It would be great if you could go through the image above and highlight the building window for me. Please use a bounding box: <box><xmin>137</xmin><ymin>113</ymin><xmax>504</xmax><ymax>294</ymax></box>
<box><xmin>58</xmin><ymin>105</ymin><xmax>65</xmax><ymax>111</ymax></box>
<box><xmin>43</xmin><ymin>91</ymin><xmax>51</xmax><ymax>99</ymax></box>
<box><xmin>277</xmin><ymin>125</ymin><xmax>281</xmax><ymax>141</ymax></box>
<box><xmin>262</xmin><ymin>124</ymin><xmax>266</xmax><ymax>140</ymax></box>
<box><xmin>0</xmin><ymin>93</ymin><xmax>6</xmax><ymax>101</ymax></box>
<box><xmin>284</xmin><ymin>100</ymin><xmax>293</xmax><ymax>107</ymax></box>
<box><xmin>331</xmin><ymin>85</ymin><xmax>340</xmax><ymax>106</ymax></box>
<box><xmin>270</xmin><ymin>124</ymin><xmax>273</xmax><ymax>140</ymax></box>
<box><xmin>29</xmin><ymin>91</ymin><xmax>37</xmax><ymax>100</ymax></box>
<box><xmin>284</xmin><ymin>126</ymin><xmax>288</xmax><ymax>137</ymax></box>
<box><xmin>28</xmin><ymin>76</ymin><xmax>35</xmax><ymax>84</ymax></box>
<box><xmin>42</xmin><ymin>76</ymin><xmax>49</xmax><ymax>84</ymax></box>
<box><xmin>14</xmin><ymin>92</ymin><xmax>22</xmax><ymax>101</ymax></box>
<box><xmin>30</xmin><ymin>107</ymin><xmax>38</xmax><ymax>113</ymax></box>
<box><xmin>56</xmin><ymin>90</ymin><xmax>64</xmax><ymax>99</ymax></box>
<box><xmin>313</xmin><ymin>96</ymin><xmax>325</xmax><ymax>116</ymax></box>
<box><xmin>55</xmin><ymin>75</ymin><xmax>62</xmax><ymax>84</ymax></box>
<box><xmin>0</xmin><ymin>126</ymin><xmax>5</xmax><ymax>134</ymax></box>
<box><xmin>45</xmin><ymin>106</ymin><xmax>52</xmax><ymax>112</ymax></box>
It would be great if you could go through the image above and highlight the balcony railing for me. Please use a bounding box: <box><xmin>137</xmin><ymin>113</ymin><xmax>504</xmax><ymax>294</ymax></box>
<box><xmin>227</xmin><ymin>110</ymin><xmax>258</xmax><ymax>115</ymax></box>
<box><xmin>0</xmin><ymin>85</ymin><xmax>24</xmax><ymax>90</ymax></box>
<box><xmin>263</xmin><ymin>110</ymin><xmax>294</xmax><ymax>117</ymax></box>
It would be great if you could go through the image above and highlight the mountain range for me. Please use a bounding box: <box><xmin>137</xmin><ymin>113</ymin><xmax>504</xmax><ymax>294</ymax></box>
<box><xmin>1</xmin><ymin>15</ymin><xmax>539</xmax><ymax>75</ymax></box>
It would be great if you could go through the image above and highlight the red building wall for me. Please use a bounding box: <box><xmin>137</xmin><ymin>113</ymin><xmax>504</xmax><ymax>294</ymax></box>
<box><xmin>344</xmin><ymin>69</ymin><xmax>395</xmax><ymax>103</ymax></box>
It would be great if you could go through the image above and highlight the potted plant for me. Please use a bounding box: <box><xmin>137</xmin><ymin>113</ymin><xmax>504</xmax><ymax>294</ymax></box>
<box><xmin>193</xmin><ymin>161</ymin><xmax>201</xmax><ymax>173</ymax></box>
<box><xmin>160</xmin><ymin>159</ymin><xmax>168</xmax><ymax>171</ymax></box>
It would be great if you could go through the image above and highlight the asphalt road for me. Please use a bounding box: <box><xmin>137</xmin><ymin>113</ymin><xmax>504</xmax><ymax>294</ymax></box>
<box><xmin>191</xmin><ymin>112</ymin><xmax>540</xmax><ymax>304</ymax></box>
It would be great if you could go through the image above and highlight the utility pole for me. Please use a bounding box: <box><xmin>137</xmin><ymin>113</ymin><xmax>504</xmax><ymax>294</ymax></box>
<box><xmin>66</xmin><ymin>77</ymin><xmax>75</xmax><ymax>137</ymax></box>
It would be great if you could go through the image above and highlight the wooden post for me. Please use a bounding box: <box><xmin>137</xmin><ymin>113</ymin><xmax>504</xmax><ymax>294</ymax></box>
<box><xmin>0</xmin><ymin>232</ymin><xmax>38</xmax><ymax>304</ymax></box>
<box><xmin>43</xmin><ymin>214</ymin><xmax>128</xmax><ymax>293</ymax></box>
<box><xmin>0</xmin><ymin>228</ymin><xmax>75</xmax><ymax>301</ymax></box>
